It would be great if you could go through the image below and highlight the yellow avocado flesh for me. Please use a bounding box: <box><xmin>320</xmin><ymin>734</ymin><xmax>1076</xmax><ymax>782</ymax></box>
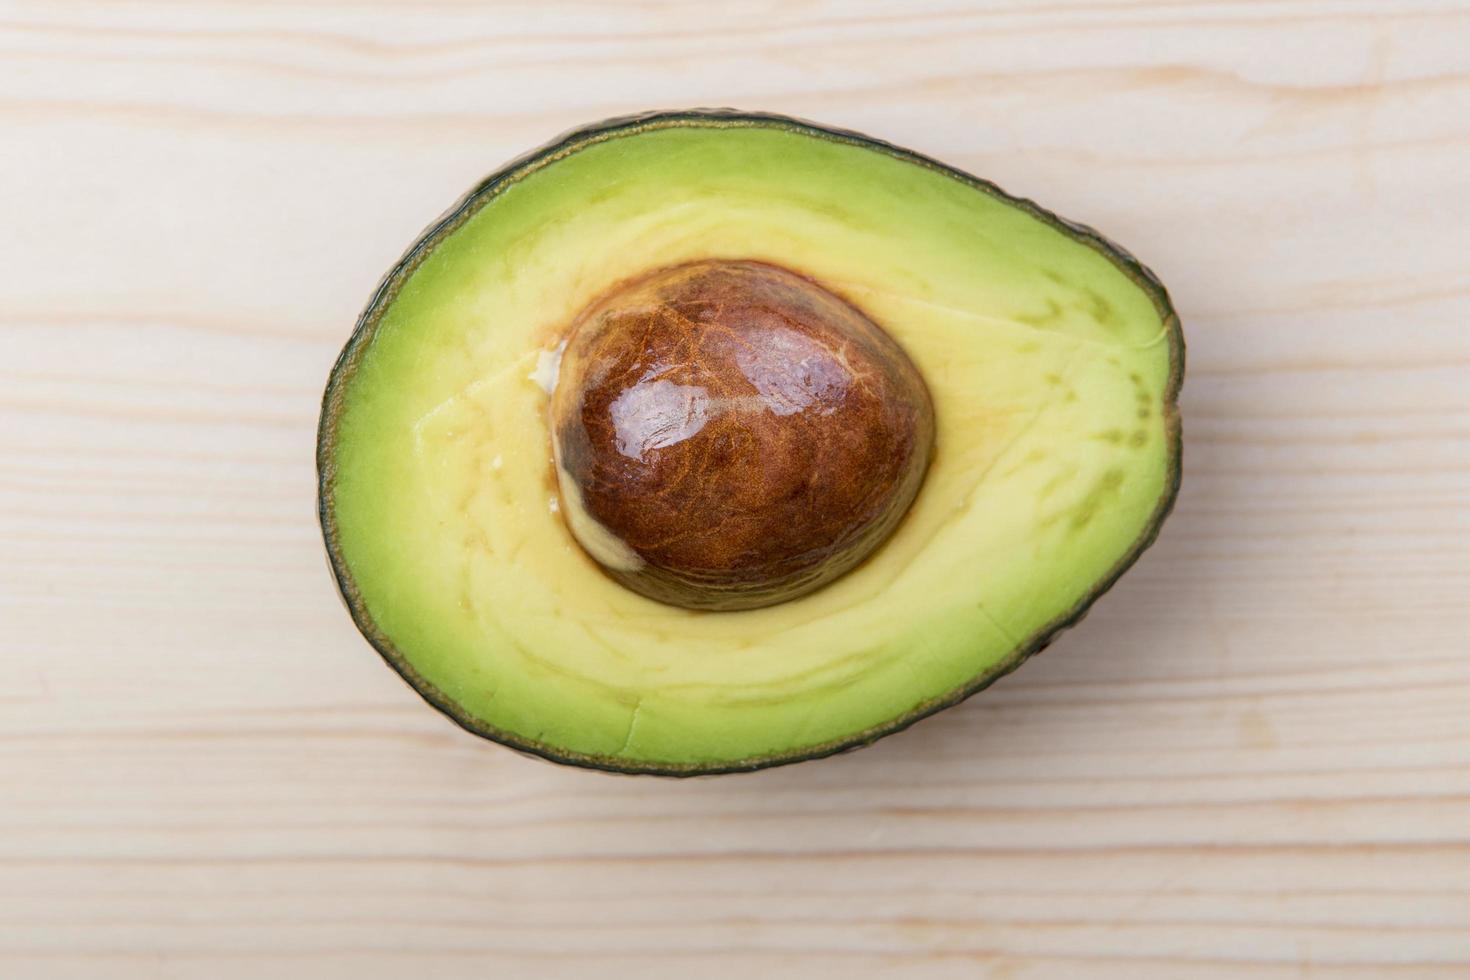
<box><xmin>324</xmin><ymin>118</ymin><xmax>1178</xmax><ymax>771</ymax></box>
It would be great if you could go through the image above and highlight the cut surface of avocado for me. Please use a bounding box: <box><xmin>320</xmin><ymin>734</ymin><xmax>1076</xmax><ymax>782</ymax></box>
<box><xmin>318</xmin><ymin>110</ymin><xmax>1183</xmax><ymax>774</ymax></box>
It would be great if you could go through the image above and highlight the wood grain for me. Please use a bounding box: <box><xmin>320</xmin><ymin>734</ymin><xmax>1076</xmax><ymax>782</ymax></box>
<box><xmin>3</xmin><ymin>1</ymin><xmax>1469</xmax><ymax>977</ymax></box>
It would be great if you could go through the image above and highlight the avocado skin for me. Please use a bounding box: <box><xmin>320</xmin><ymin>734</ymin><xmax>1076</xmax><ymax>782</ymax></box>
<box><xmin>317</xmin><ymin>108</ymin><xmax>1184</xmax><ymax>777</ymax></box>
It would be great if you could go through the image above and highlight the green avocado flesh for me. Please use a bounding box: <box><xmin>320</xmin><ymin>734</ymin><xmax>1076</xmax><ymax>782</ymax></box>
<box><xmin>320</xmin><ymin>112</ymin><xmax>1182</xmax><ymax>774</ymax></box>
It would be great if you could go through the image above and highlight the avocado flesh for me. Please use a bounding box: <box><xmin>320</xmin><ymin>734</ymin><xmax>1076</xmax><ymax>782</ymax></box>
<box><xmin>321</xmin><ymin>113</ymin><xmax>1182</xmax><ymax>774</ymax></box>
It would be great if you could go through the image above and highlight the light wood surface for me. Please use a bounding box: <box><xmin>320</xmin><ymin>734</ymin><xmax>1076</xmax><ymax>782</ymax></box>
<box><xmin>4</xmin><ymin>2</ymin><xmax>1469</xmax><ymax>977</ymax></box>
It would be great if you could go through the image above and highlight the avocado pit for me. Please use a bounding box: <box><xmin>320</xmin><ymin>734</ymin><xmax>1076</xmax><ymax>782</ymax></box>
<box><xmin>548</xmin><ymin>259</ymin><xmax>935</xmax><ymax>611</ymax></box>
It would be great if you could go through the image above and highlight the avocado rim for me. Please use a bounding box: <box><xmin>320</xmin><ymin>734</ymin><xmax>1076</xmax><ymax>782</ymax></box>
<box><xmin>316</xmin><ymin>108</ymin><xmax>1185</xmax><ymax>777</ymax></box>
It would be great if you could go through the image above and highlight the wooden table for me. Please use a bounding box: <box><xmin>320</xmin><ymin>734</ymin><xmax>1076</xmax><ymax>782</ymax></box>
<box><xmin>5</xmin><ymin>2</ymin><xmax>1469</xmax><ymax>977</ymax></box>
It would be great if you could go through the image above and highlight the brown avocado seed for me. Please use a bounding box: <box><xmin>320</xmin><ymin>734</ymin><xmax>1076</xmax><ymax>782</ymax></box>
<box><xmin>548</xmin><ymin>259</ymin><xmax>935</xmax><ymax>611</ymax></box>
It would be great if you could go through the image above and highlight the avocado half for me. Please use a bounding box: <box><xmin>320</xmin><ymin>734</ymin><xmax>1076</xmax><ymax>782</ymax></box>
<box><xmin>318</xmin><ymin>109</ymin><xmax>1183</xmax><ymax>775</ymax></box>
